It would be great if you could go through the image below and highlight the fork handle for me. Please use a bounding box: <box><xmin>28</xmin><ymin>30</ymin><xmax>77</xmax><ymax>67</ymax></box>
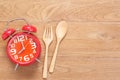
<box><xmin>49</xmin><ymin>41</ymin><xmax>59</xmax><ymax>73</ymax></box>
<box><xmin>43</xmin><ymin>46</ymin><xmax>48</xmax><ymax>78</ymax></box>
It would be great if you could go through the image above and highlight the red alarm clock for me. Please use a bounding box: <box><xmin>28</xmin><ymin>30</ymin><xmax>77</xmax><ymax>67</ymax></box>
<box><xmin>2</xmin><ymin>19</ymin><xmax>41</xmax><ymax>70</ymax></box>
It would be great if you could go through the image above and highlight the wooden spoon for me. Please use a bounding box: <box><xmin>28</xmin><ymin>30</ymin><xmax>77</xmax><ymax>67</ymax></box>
<box><xmin>49</xmin><ymin>21</ymin><xmax>68</xmax><ymax>73</ymax></box>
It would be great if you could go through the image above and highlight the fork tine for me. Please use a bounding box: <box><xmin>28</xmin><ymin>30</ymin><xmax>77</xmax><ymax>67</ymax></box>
<box><xmin>48</xmin><ymin>26</ymin><xmax>51</xmax><ymax>38</ymax></box>
<box><xmin>50</xmin><ymin>26</ymin><xmax>53</xmax><ymax>38</ymax></box>
<box><xmin>43</xmin><ymin>26</ymin><xmax>53</xmax><ymax>39</ymax></box>
<box><xmin>46</xmin><ymin>26</ymin><xmax>49</xmax><ymax>38</ymax></box>
<box><xmin>43</xmin><ymin>26</ymin><xmax>47</xmax><ymax>39</ymax></box>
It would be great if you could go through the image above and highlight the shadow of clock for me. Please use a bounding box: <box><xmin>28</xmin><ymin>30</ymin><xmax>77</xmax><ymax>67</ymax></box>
<box><xmin>10</xmin><ymin>60</ymin><xmax>43</xmax><ymax>79</ymax></box>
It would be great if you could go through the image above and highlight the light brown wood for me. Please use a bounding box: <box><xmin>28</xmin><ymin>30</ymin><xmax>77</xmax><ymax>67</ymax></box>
<box><xmin>0</xmin><ymin>0</ymin><xmax>120</xmax><ymax>80</ymax></box>
<box><xmin>49</xmin><ymin>21</ymin><xmax>68</xmax><ymax>73</ymax></box>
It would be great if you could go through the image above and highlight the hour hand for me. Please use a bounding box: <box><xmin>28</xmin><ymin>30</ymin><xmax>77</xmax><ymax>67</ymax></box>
<box><xmin>18</xmin><ymin>41</ymin><xmax>25</xmax><ymax>54</ymax></box>
<box><xmin>18</xmin><ymin>48</ymin><xmax>24</xmax><ymax>54</ymax></box>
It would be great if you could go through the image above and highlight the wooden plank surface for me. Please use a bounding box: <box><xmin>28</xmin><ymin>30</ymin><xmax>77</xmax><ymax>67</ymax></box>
<box><xmin>0</xmin><ymin>0</ymin><xmax>120</xmax><ymax>80</ymax></box>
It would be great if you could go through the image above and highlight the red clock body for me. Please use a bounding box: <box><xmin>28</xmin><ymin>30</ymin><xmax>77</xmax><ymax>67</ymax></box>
<box><xmin>7</xmin><ymin>32</ymin><xmax>41</xmax><ymax>66</ymax></box>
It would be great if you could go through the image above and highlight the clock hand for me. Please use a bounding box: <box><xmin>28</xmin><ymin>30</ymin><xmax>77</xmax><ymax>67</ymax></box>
<box><xmin>18</xmin><ymin>41</ymin><xmax>30</xmax><ymax>54</ymax></box>
<box><xmin>21</xmin><ymin>41</ymin><xmax>25</xmax><ymax>49</ymax></box>
<box><xmin>24</xmin><ymin>41</ymin><xmax>30</xmax><ymax>48</ymax></box>
<box><xmin>18</xmin><ymin>41</ymin><xmax>25</xmax><ymax>54</ymax></box>
<box><xmin>18</xmin><ymin>48</ymin><xmax>24</xmax><ymax>54</ymax></box>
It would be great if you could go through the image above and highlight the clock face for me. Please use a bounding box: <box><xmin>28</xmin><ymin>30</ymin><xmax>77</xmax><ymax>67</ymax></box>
<box><xmin>7</xmin><ymin>32</ymin><xmax>41</xmax><ymax>66</ymax></box>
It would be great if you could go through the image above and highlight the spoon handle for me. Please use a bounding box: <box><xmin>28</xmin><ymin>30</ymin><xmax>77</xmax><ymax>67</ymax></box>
<box><xmin>49</xmin><ymin>41</ymin><xmax>60</xmax><ymax>73</ymax></box>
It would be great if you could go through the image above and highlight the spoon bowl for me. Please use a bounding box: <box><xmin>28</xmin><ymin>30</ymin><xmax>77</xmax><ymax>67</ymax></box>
<box><xmin>56</xmin><ymin>21</ymin><xmax>68</xmax><ymax>40</ymax></box>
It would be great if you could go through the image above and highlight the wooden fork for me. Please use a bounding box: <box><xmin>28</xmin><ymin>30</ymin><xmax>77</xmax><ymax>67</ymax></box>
<box><xmin>43</xmin><ymin>26</ymin><xmax>53</xmax><ymax>79</ymax></box>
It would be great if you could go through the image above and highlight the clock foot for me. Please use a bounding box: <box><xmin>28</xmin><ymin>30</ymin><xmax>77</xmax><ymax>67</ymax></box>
<box><xmin>14</xmin><ymin>64</ymin><xmax>19</xmax><ymax>71</ymax></box>
<box><xmin>35</xmin><ymin>58</ymin><xmax>41</xmax><ymax>63</ymax></box>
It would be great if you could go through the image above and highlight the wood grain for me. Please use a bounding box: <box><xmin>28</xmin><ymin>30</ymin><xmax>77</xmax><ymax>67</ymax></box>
<box><xmin>0</xmin><ymin>0</ymin><xmax>120</xmax><ymax>80</ymax></box>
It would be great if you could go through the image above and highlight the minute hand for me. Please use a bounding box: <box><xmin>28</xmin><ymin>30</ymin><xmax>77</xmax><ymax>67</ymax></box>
<box><xmin>18</xmin><ymin>41</ymin><xmax>25</xmax><ymax>54</ymax></box>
